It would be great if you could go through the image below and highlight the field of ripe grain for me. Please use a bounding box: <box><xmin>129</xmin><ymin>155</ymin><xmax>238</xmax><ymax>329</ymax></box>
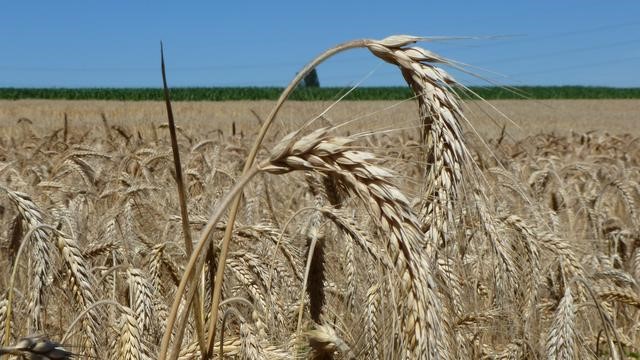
<box><xmin>1</xmin><ymin>37</ymin><xmax>640</xmax><ymax>359</ymax></box>
<box><xmin>1</xmin><ymin>96</ymin><xmax>639</xmax><ymax>359</ymax></box>
<box><xmin>1</xmin><ymin>99</ymin><xmax>639</xmax><ymax>138</ymax></box>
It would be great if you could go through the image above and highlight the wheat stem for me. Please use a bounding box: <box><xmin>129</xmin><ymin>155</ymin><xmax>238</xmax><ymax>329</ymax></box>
<box><xmin>159</xmin><ymin>166</ymin><xmax>260</xmax><ymax>360</ymax></box>
<box><xmin>203</xmin><ymin>39</ymin><xmax>371</xmax><ymax>358</ymax></box>
<box><xmin>61</xmin><ymin>300</ymin><xmax>125</xmax><ymax>344</ymax></box>
<box><xmin>160</xmin><ymin>43</ymin><xmax>207</xmax><ymax>355</ymax></box>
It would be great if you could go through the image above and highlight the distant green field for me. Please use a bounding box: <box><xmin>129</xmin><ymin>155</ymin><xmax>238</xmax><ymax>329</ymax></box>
<box><xmin>0</xmin><ymin>86</ymin><xmax>639</xmax><ymax>101</ymax></box>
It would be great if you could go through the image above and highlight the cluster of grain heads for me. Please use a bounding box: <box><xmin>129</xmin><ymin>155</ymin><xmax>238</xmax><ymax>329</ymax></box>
<box><xmin>158</xmin><ymin>35</ymin><xmax>456</xmax><ymax>360</ymax></box>
<box><xmin>0</xmin><ymin>185</ymin><xmax>100</xmax><ymax>356</ymax></box>
<box><xmin>264</xmin><ymin>128</ymin><xmax>447</xmax><ymax>358</ymax></box>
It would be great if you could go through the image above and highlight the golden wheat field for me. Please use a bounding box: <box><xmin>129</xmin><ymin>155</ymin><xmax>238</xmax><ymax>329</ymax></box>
<box><xmin>1</xmin><ymin>36</ymin><xmax>640</xmax><ymax>359</ymax></box>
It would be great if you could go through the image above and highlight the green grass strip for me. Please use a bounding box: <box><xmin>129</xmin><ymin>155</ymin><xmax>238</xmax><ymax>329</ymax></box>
<box><xmin>0</xmin><ymin>86</ymin><xmax>639</xmax><ymax>101</ymax></box>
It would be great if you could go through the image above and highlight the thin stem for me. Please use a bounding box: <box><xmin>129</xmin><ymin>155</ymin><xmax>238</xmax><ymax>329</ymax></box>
<box><xmin>203</xmin><ymin>38</ymin><xmax>371</xmax><ymax>358</ymax></box>
<box><xmin>160</xmin><ymin>42</ymin><xmax>206</xmax><ymax>355</ymax></box>
<box><xmin>159</xmin><ymin>38</ymin><xmax>372</xmax><ymax>360</ymax></box>
<box><xmin>158</xmin><ymin>166</ymin><xmax>261</xmax><ymax>360</ymax></box>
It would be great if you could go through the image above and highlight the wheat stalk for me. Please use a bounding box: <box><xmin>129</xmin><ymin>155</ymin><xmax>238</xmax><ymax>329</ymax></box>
<box><xmin>55</xmin><ymin>230</ymin><xmax>100</xmax><ymax>356</ymax></box>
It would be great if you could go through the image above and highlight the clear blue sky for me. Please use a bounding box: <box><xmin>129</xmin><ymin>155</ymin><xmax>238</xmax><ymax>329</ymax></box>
<box><xmin>1</xmin><ymin>1</ymin><xmax>639</xmax><ymax>87</ymax></box>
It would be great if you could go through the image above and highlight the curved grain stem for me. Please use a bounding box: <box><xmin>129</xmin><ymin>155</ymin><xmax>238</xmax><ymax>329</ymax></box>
<box><xmin>61</xmin><ymin>300</ymin><xmax>125</xmax><ymax>344</ymax></box>
<box><xmin>159</xmin><ymin>166</ymin><xmax>260</xmax><ymax>360</ymax></box>
<box><xmin>202</xmin><ymin>38</ymin><xmax>371</xmax><ymax>357</ymax></box>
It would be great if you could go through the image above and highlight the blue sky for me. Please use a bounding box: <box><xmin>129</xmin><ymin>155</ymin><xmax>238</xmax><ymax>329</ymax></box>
<box><xmin>1</xmin><ymin>1</ymin><xmax>639</xmax><ymax>87</ymax></box>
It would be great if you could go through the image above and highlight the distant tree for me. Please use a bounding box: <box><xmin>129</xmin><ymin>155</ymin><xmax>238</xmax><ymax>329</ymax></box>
<box><xmin>302</xmin><ymin>68</ymin><xmax>320</xmax><ymax>88</ymax></box>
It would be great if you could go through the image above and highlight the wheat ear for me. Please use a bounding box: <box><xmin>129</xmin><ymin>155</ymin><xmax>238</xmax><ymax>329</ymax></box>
<box><xmin>116</xmin><ymin>306</ymin><xmax>149</xmax><ymax>360</ymax></box>
<box><xmin>0</xmin><ymin>299</ymin><xmax>9</xmax><ymax>346</ymax></box>
<box><xmin>307</xmin><ymin>324</ymin><xmax>355</xmax><ymax>360</ymax></box>
<box><xmin>54</xmin><ymin>230</ymin><xmax>100</xmax><ymax>355</ymax></box>
<box><xmin>0</xmin><ymin>187</ymin><xmax>53</xmax><ymax>333</ymax></box>
<box><xmin>366</xmin><ymin>37</ymin><xmax>468</xmax><ymax>252</ymax></box>
<box><xmin>546</xmin><ymin>286</ymin><xmax>576</xmax><ymax>359</ymax></box>
<box><xmin>264</xmin><ymin>128</ymin><xmax>447</xmax><ymax>359</ymax></box>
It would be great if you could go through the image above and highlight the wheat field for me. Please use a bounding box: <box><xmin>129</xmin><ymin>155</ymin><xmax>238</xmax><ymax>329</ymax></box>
<box><xmin>1</xmin><ymin>35</ymin><xmax>639</xmax><ymax>359</ymax></box>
